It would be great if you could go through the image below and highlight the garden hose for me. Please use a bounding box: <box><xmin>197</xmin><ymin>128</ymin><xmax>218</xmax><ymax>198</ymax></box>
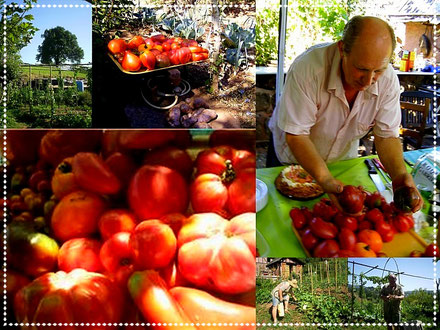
<box><xmin>141</xmin><ymin>78</ymin><xmax>191</xmax><ymax>110</ymax></box>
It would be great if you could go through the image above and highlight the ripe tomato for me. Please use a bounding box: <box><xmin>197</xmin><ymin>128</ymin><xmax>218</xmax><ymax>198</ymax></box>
<box><xmin>72</xmin><ymin>152</ymin><xmax>121</xmax><ymax>195</ymax></box>
<box><xmin>177</xmin><ymin>47</ymin><xmax>192</xmax><ymax>64</ymax></box>
<box><xmin>392</xmin><ymin>213</ymin><xmax>414</xmax><ymax>232</ymax></box>
<box><xmin>312</xmin><ymin>199</ymin><xmax>338</xmax><ymax>221</ymax></box>
<box><xmin>290</xmin><ymin>207</ymin><xmax>307</xmax><ymax>229</ymax></box>
<box><xmin>151</xmin><ymin>34</ymin><xmax>167</xmax><ymax>43</ymax></box>
<box><xmin>169</xmin><ymin>49</ymin><xmax>180</xmax><ymax>65</ymax></box>
<box><xmin>145</xmin><ymin>38</ymin><xmax>155</xmax><ymax>49</ymax></box>
<box><xmin>51</xmin><ymin>190</ymin><xmax>107</xmax><ymax>242</ymax></box>
<box><xmin>128</xmin><ymin>35</ymin><xmax>144</xmax><ymax>50</ymax></box>
<box><xmin>358</xmin><ymin>220</ymin><xmax>373</xmax><ymax>231</ymax></box>
<box><xmin>104</xmin><ymin>152</ymin><xmax>138</xmax><ymax>189</ymax></box>
<box><xmin>301</xmin><ymin>228</ymin><xmax>319</xmax><ymax>251</ymax></box>
<box><xmin>189</xmin><ymin>46</ymin><xmax>208</xmax><ymax>53</ymax></box>
<box><xmin>178</xmin><ymin>213</ymin><xmax>255</xmax><ymax>294</ymax></box>
<box><xmin>118</xmin><ymin>130</ymin><xmax>176</xmax><ymax>149</ymax></box>
<box><xmin>156</xmin><ymin>54</ymin><xmax>171</xmax><ymax>68</ymax></box>
<box><xmin>100</xmin><ymin>232</ymin><xmax>136</xmax><ymax>286</ymax></box>
<box><xmin>108</xmin><ymin>38</ymin><xmax>127</xmax><ymax>54</ymax></box>
<box><xmin>353</xmin><ymin>242</ymin><xmax>377</xmax><ymax>257</ymax></box>
<box><xmin>313</xmin><ymin>240</ymin><xmax>339</xmax><ymax>257</ymax></box>
<box><xmin>365</xmin><ymin>208</ymin><xmax>384</xmax><ymax>224</ymax></box>
<box><xmin>98</xmin><ymin>209</ymin><xmax>138</xmax><ymax>240</ymax></box>
<box><xmin>336</xmin><ymin>185</ymin><xmax>366</xmax><ymax>214</ymax></box>
<box><xmin>309</xmin><ymin>217</ymin><xmax>338</xmax><ymax>239</ymax></box>
<box><xmin>365</xmin><ymin>191</ymin><xmax>385</xmax><ymax>209</ymax></box>
<box><xmin>143</xmin><ymin>146</ymin><xmax>193</xmax><ymax>179</ymax></box>
<box><xmin>191</xmin><ymin>146</ymin><xmax>256</xmax><ymax>216</ymax></box>
<box><xmin>130</xmin><ymin>220</ymin><xmax>177</xmax><ymax>270</ymax></box>
<box><xmin>423</xmin><ymin>243</ymin><xmax>439</xmax><ymax>257</ymax></box>
<box><xmin>159</xmin><ymin>261</ymin><xmax>189</xmax><ymax>288</ymax></box>
<box><xmin>15</xmin><ymin>269</ymin><xmax>124</xmax><ymax>326</ymax></box>
<box><xmin>51</xmin><ymin>157</ymin><xmax>79</xmax><ymax>199</ymax></box>
<box><xmin>338</xmin><ymin>228</ymin><xmax>357</xmax><ymax>251</ymax></box>
<box><xmin>122</xmin><ymin>51</ymin><xmax>142</xmax><ymax>72</ymax></box>
<box><xmin>139</xmin><ymin>50</ymin><xmax>156</xmax><ymax>70</ymax></box>
<box><xmin>160</xmin><ymin>213</ymin><xmax>187</xmax><ymax>237</ymax></box>
<box><xmin>128</xmin><ymin>165</ymin><xmax>189</xmax><ymax>219</ymax></box>
<box><xmin>190</xmin><ymin>174</ymin><xmax>228</xmax><ymax>214</ymax></box>
<box><xmin>375</xmin><ymin>221</ymin><xmax>395</xmax><ymax>242</ymax></box>
<box><xmin>208</xmin><ymin>130</ymin><xmax>256</xmax><ymax>152</ymax></box>
<box><xmin>334</xmin><ymin>213</ymin><xmax>358</xmax><ymax>231</ymax></box>
<box><xmin>357</xmin><ymin>229</ymin><xmax>383</xmax><ymax>253</ymax></box>
<box><xmin>192</xmin><ymin>52</ymin><xmax>209</xmax><ymax>61</ymax></box>
<box><xmin>170</xmin><ymin>287</ymin><xmax>256</xmax><ymax>326</ymax></box>
<box><xmin>58</xmin><ymin>238</ymin><xmax>103</xmax><ymax>272</ymax></box>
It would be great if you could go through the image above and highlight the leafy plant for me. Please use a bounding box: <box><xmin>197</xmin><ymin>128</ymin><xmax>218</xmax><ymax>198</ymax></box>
<box><xmin>88</xmin><ymin>0</ymin><xmax>136</xmax><ymax>36</ymax></box>
<box><xmin>222</xmin><ymin>22</ymin><xmax>255</xmax><ymax>68</ymax></box>
<box><xmin>256</xmin><ymin>5</ymin><xmax>279</xmax><ymax>66</ymax></box>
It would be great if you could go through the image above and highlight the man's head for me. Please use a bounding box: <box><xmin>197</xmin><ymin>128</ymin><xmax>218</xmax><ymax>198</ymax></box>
<box><xmin>388</xmin><ymin>274</ymin><xmax>397</xmax><ymax>285</ymax></box>
<box><xmin>288</xmin><ymin>279</ymin><xmax>298</xmax><ymax>289</ymax></box>
<box><xmin>338</xmin><ymin>16</ymin><xmax>396</xmax><ymax>92</ymax></box>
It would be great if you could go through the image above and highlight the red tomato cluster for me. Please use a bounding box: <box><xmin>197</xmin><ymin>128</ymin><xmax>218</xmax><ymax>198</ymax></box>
<box><xmin>6</xmin><ymin>130</ymin><xmax>256</xmax><ymax>328</ymax></box>
<box><xmin>108</xmin><ymin>34</ymin><xmax>209</xmax><ymax>72</ymax></box>
<box><xmin>290</xmin><ymin>190</ymin><xmax>420</xmax><ymax>257</ymax></box>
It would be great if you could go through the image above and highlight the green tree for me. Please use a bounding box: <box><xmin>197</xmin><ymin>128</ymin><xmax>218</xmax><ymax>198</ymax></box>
<box><xmin>1</xmin><ymin>0</ymin><xmax>38</xmax><ymax>83</ymax></box>
<box><xmin>36</xmin><ymin>26</ymin><xmax>84</xmax><ymax>65</ymax></box>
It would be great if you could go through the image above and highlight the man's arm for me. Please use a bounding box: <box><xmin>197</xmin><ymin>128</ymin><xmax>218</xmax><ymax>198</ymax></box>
<box><xmin>374</xmin><ymin>135</ymin><xmax>423</xmax><ymax>212</ymax></box>
<box><xmin>286</xmin><ymin>133</ymin><xmax>343</xmax><ymax>194</ymax></box>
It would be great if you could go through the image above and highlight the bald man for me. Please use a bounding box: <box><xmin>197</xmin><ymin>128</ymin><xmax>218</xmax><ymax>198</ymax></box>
<box><xmin>268</xmin><ymin>16</ymin><xmax>422</xmax><ymax>212</ymax></box>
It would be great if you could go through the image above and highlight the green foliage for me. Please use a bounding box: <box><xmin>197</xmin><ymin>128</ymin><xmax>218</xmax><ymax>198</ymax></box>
<box><xmin>222</xmin><ymin>22</ymin><xmax>255</xmax><ymax>68</ymax></box>
<box><xmin>159</xmin><ymin>7</ymin><xmax>209</xmax><ymax>41</ymax></box>
<box><xmin>402</xmin><ymin>289</ymin><xmax>434</xmax><ymax>323</ymax></box>
<box><xmin>256</xmin><ymin>4</ymin><xmax>278</xmax><ymax>66</ymax></box>
<box><xmin>256</xmin><ymin>278</ymin><xmax>275</xmax><ymax>305</ymax></box>
<box><xmin>36</xmin><ymin>26</ymin><xmax>84</xmax><ymax>65</ymax></box>
<box><xmin>88</xmin><ymin>0</ymin><xmax>136</xmax><ymax>36</ymax></box>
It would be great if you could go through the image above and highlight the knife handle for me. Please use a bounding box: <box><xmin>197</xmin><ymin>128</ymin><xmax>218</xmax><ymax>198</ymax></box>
<box><xmin>364</xmin><ymin>159</ymin><xmax>377</xmax><ymax>174</ymax></box>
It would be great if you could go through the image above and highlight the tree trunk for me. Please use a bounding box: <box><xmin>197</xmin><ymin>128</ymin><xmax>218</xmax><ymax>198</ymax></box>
<box><xmin>210</xmin><ymin>0</ymin><xmax>221</xmax><ymax>94</ymax></box>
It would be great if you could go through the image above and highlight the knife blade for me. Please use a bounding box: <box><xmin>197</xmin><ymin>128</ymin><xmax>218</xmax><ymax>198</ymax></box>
<box><xmin>372</xmin><ymin>158</ymin><xmax>392</xmax><ymax>184</ymax></box>
<box><xmin>364</xmin><ymin>159</ymin><xmax>386</xmax><ymax>192</ymax></box>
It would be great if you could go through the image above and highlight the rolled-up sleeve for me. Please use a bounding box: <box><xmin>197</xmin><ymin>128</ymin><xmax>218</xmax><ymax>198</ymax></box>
<box><xmin>373</xmin><ymin>71</ymin><xmax>401</xmax><ymax>138</ymax></box>
<box><xmin>277</xmin><ymin>63</ymin><xmax>318</xmax><ymax>135</ymax></box>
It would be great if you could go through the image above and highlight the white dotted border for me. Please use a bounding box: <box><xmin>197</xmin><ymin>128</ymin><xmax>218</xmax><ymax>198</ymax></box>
<box><xmin>1</xmin><ymin>2</ymin><xmax>438</xmax><ymax>328</ymax></box>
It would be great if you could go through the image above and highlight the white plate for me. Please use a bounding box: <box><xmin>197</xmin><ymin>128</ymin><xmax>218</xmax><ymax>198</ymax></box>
<box><xmin>256</xmin><ymin>179</ymin><xmax>268</xmax><ymax>212</ymax></box>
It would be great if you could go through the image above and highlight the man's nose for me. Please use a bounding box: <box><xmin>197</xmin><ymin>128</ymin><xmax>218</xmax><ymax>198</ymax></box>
<box><xmin>362</xmin><ymin>71</ymin><xmax>375</xmax><ymax>86</ymax></box>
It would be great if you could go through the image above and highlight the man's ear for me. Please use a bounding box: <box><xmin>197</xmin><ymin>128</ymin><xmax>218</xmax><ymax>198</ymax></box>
<box><xmin>337</xmin><ymin>41</ymin><xmax>344</xmax><ymax>57</ymax></box>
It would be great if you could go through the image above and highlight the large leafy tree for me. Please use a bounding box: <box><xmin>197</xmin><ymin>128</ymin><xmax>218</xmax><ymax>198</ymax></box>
<box><xmin>36</xmin><ymin>26</ymin><xmax>84</xmax><ymax>65</ymax></box>
<box><xmin>1</xmin><ymin>0</ymin><xmax>38</xmax><ymax>84</ymax></box>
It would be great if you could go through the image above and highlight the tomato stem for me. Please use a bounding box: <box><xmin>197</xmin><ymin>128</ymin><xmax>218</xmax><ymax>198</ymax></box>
<box><xmin>58</xmin><ymin>161</ymin><xmax>72</xmax><ymax>174</ymax></box>
<box><xmin>220</xmin><ymin>160</ymin><xmax>236</xmax><ymax>184</ymax></box>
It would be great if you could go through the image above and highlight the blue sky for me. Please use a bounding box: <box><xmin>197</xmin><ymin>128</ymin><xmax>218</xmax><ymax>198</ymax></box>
<box><xmin>348</xmin><ymin>258</ymin><xmax>437</xmax><ymax>292</ymax></box>
<box><xmin>7</xmin><ymin>0</ymin><xmax>91</xmax><ymax>64</ymax></box>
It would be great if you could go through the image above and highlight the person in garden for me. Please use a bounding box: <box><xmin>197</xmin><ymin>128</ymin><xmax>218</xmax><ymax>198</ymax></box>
<box><xmin>380</xmin><ymin>274</ymin><xmax>404</xmax><ymax>329</ymax></box>
<box><xmin>271</xmin><ymin>278</ymin><xmax>298</xmax><ymax>323</ymax></box>
<box><xmin>268</xmin><ymin>15</ymin><xmax>422</xmax><ymax>212</ymax></box>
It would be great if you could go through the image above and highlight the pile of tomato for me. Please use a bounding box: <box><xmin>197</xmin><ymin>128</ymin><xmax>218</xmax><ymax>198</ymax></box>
<box><xmin>290</xmin><ymin>188</ymin><xmax>438</xmax><ymax>257</ymax></box>
<box><xmin>108</xmin><ymin>34</ymin><xmax>209</xmax><ymax>72</ymax></box>
<box><xmin>5</xmin><ymin>130</ymin><xmax>256</xmax><ymax>328</ymax></box>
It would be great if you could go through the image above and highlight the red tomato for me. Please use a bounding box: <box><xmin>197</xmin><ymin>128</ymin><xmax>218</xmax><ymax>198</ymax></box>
<box><xmin>118</xmin><ymin>130</ymin><xmax>176</xmax><ymax>149</ymax></box>
<box><xmin>151</xmin><ymin>34</ymin><xmax>167</xmax><ymax>43</ymax></box>
<box><xmin>51</xmin><ymin>190</ymin><xmax>107</xmax><ymax>242</ymax></box>
<box><xmin>177</xmin><ymin>47</ymin><xmax>192</xmax><ymax>64</ymax></box>
<box><xmin>14</xmin><ymin>269</ymin><xmax>124</xmax><ymax>326</ymax></box>
<box><xmin>301</xmin><ymin>228</ymin><xmax>319</xmax><ymax>251</ymax></box>
<box><xmin>313</xmin><ymin>240</ymin><xmax>339</xmax><ymax>257</ymax></box>
<box><xmin>338</xmin><ymin>228</ymin><xmax>357</xmax><ymax>251</ymax></box>
<box><xmin>309</xmin><ymin>217</ymin><xmax>338</xmax><ymax>239</ymax></box>
<box><xmin>4</xmin><ymin>270</ymin><xmax>30</xmax><ymax>304</ymax></box>
<box><xmin>128</xmin><ymin>35</ymin><xmax>145</xmax><ymax>50</ymax></box>
<box><xmin>410</xmin><ymin>250</ymin><xmax>424</xmax><ymax>257</ymax></box>
<box><xmin>365</xmin><ymin>191</ymin><xmax>386</xmax><ymax>209</ymax></box>
<box><xmin>169</xmin><ymin>49</ymin><xmax>180</xmax><ymax>65</ymax></box>
<box><xmin>160</xmin><ymin>213</ymin><xmax>187</xmax><ymax>237</ymax></box>
<box><xmin>130</xmin><ymin>220</ymin><xmax>177</xmax><ymax>270</ymax></box>
<box><xmin>58</xmin><ymin>238</ymin><xmax>103</xmax><ymax>272</ymax></box>
<box><xmin>335</xmin><ymin>214</ymin><xmax>358</xmax><ymax>231</ymax></box>
<box><xmin>51</xmin><ymin>157</ymin><xmax>79</xmax><ymax>199</ymax></box>
<box><xmin>178</xmin><ymin>213</ymin><xmax>255</xmax><ymax>294</ymax></box>
<box><xmin>208</xmin><ymin>130</ymin><xmax>256</xmax><ymax>152</ymax></box>
<box><xmin>365</xmin><ymin>208</ymin><xmax>384</xmax><ymax>224</ymax></box>
<box><xmin>108</xmin><ymin>39</ymin><xmax>127</xmax><ymax>54</ymax></box>
<box><xmin>192</xmin><ymin>146</ymin><xmax>256</xmax><ymax>216</ymax></box>
<box><xmin>143</xmin><ymin>146</ymin><xmax>193</xmax><ymax>179</ymax></box>
<box><xmin>375</xmin><ymin>221</ymin><xmax>395</xmax><ymax>242</ymax></box>
<box><xmin>171</xmin><ymin>42</ymin><xmax>181</xmax><ymax>50</ymax></box>
<box><xmin>153</xmin><ymin>44</ymin><xmax>163</xmax><ymax>52</ymax></box>
<box><xmin>104</xmin><ymin>152</ymin><xmax>138</xmax><ymax>189</ymax></box>
<box><xmin>100</xmin><ymin>232</ymin><xmax>136</xmax><ymax>285</ymax></box>
<box><xmin>170</xmin><ymin>287</ymin><xmax>256</xmax><ymax>326</ymax></box>
<box><xmin>392</xmin><ymin>213</ymin><xmax>414</xmax><ymax>232</ymax></box>
<box><xmin>72</xmin><ymin>152</ymin><xmax>121</xmax><ymax>195</ymax></box>
<box><xmin>127</xmin><ymin>270</ymin><xmax>195</xmax><ymax>327</ymax></box>
<box><xmin>162</xmin><ymin>40</ymin><xmax>172</xmax><ymax>51</ymax></box>
<box><xmin>336</xmin><ymin>185</ymin><xmax>366</xmax><ymax>214</ymax></box>
<box><xmin>423</xmin><ymin>243</ymin><xmax>439</xmax><ymax>257</ymax></box>
<box><xmin>128</xmin><ymin>165</ymin><xmax>189</xmax><ymax>219</ymax></box>
<box><xmin>156</xmin><ymin>53</ymin><xmax>171</xmax><ymax>68</ymax></box>
<box><xmin>312</xmin><ymin>199</ymin><xmax>338</xmax><ymax>221</ymax></box>
<box><xmin>192</xmin><ymin>52</ymin><xmax>209</xmax><ymax>61</ymax></box>
<box><xmin>122</xmin><ymin>51</ymin><xmax>142</xmax><ymax>72</ymax></box>
<box><xmin>353</xmin><ymin>242</ymin><xmax>377</xmax><ymax>257</ymax></box>
<box><xmin>139</xmin><ymin>50</ymin><xmax>156</xmax><ymax>70</ymax></box>
<box><xmin>357</xmin><ymin>229</ymin><xmax>383</xmax><ymax>253</ymax></box>
<box><xmin>189</xmin><ymin>46</ymin><xmax>208</xmax><ymax>53</ymax></box>
<box><xmin>290</xmin><ymin>207</ymin><xmax>307</xmax><ymax>229</ymax></box>
<box><xmin>190</xmin><ymin>173</ymin><xmax>228</xmax><ymax>214</ymax></box>
<box><xmin>98</xmin><ymin>209</ymin><xmax>138</xmax><ymax>240</ymax></box>
<box><xmin>138</xmin><ymin>44</ymin><xmax>147</xmax><ymax>52</ymax></box>
<box><xmin>159</xmin><ymin>261</ymin><xmax>189</xmax><ymax>288</ymax></box>
<box><xmin>144</xmin><ymin>38</ymin><xmax>154</xmax><ymax>49</ymax></box>
<box><xmin>358</xmin><ymin>220</ymin><xmax>373</xmax><ymax>231</ymax></box>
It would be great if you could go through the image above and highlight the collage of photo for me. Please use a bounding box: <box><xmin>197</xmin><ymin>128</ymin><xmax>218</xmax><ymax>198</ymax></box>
<box><xmin>2</xmin><ymin>0</ymin><xmax>439</xmax><ymax>329</ymax></box>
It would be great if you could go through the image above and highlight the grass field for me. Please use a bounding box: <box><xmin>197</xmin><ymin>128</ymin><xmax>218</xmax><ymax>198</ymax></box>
<box><xmin>20</xmin><ymin>66</ymin><xmax>88</xmax><ymax>80</ymax></box>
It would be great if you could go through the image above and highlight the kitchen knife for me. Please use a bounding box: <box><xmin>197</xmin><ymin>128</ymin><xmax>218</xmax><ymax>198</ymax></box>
<box><xmin>372</xmin><ymin>158</ymin><xmax>392</xmax><ymax>184</ymax></box>
<box><xmin>364</xmin><ymin>159</ymin><xmax>386</xmax><ymax>192</ymax></box>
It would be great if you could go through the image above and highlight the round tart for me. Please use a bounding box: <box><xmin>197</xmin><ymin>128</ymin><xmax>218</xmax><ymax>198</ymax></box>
<box><xmin>275</xmin><ymin>165</ymin><xmax>324</xmax><ymax>200</ymax></box>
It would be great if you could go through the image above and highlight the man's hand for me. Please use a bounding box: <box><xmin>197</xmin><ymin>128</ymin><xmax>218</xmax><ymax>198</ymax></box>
<box><xmin>391</xmin><ymin>172</ymin><xmax>423</xmax><ymax>212</ymax></box>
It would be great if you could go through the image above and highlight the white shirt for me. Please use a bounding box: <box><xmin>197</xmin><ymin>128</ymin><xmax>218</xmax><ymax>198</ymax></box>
<box><xmin>268</xmin><ymin>42</ymin><xmax>401</xmax><ymax>164</ymax></box>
